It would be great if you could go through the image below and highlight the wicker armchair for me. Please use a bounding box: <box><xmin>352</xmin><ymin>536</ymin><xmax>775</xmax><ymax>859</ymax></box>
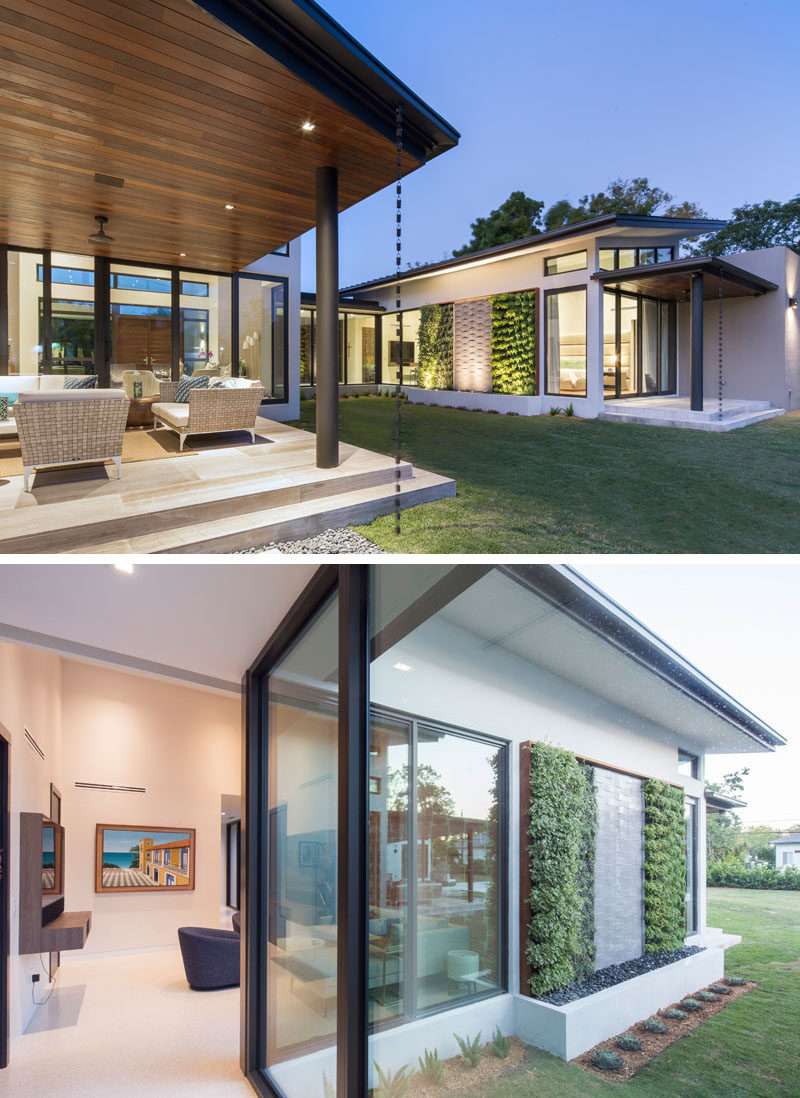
<box><xmin>153</xmin><ymin>382</ymin><xmax>265</xmax><ymax>451</ymax></box>
<box><xmin>15</xmin><ymin>390</ymin><xmax>129</xmax><ymax>492</ymax></box>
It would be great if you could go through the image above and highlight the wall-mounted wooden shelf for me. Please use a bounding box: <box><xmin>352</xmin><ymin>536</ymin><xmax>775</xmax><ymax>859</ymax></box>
<box><xmin>19</xmin><ymin>812</ymin><xmax>91</xmax><ymax>956</ymax></box>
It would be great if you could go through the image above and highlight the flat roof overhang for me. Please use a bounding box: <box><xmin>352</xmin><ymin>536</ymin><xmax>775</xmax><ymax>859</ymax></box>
<box><xmin>342</xmin><ymin>214</ymin><xmax>728</xmax><ymax>294</ymax></box>
<box><xmin>592</xmin><ymin>256</ymin><xmax>779</xmax><ymax>301</ymax></box>
<box><xmin>0</xmin><ymin>0</ymin><xmax>458</xmax><ymax>272</ymax></box>
<box><xmin>705</xmin><ymin>790</ymin><xmax>747</xmax><ymax>813</ymax></box>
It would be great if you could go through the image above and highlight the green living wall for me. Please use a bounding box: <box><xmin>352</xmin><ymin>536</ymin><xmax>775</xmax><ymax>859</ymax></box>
<box><xmin>490</xmin><ymin>290</ymin><xmax>536</xmax><ymax>394</ymax></box>
<box><xmin>643</xmin><ymin>779</ymin><xmax>686</xmax><ymax>951</ymax></box>
<box><xmin>417</xmin><ymin>302</ymin><xmax>453</xmax><ymax>389</ymax></box>
<box><xmin>525</xmin><ymin>743</ymin><xmax>596</xmax><ymax>996</ymax></box>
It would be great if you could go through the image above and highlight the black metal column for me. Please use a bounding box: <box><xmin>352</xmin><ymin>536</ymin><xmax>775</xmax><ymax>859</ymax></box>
<box><xmin>337</xmin><ymin>564</ymin><xmax>369</xmax><ymax>1098</ymax></box>
<box><xmin>316</xmin><ymin>166</ymin><xmax>340</xmax><ymax>468</ymax></box>
<box><xmin>0</xmin><ymin>246</ymin><xmax>8</xmax><ymax>374</ymax></box>
<box><xmin>690</xmin><ymin>271</ymin><xmax>704</xmax><ymax>411</ymax></box>
<box><xmin>171</xmin><ymin>268</ymin><xmax>180</xmax><ymax>380</ymax></box>
<box><xmin>41</xmin><ymin>250</ymin><xmax>52</xmax><ymax>374</ymax></box>
<box><xmin>94</xmin><ymin>256</ymin><xmax>110</xmax><ymax>387</ymax></box>
<box><xmin>232</xmin><ymin>275</ymin><xmax>240</xmax><ymax>378</ymax></box>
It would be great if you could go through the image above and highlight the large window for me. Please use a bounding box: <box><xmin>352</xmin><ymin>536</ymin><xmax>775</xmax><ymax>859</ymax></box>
<box><xmin>180</xmin><ymin>270</ymin><xmax>231</xmax><ymax>375</ymax></box>
<box><xmin>544</xmin><ymin>250</ymin><xmax>587</xmax><ymax>276</ymax></box>
<box><xmin>300</xmin><ymin>309</ymin><xmax>379</xmax><ymax>386</ymax></box>
<box><xmin>599</xmin><ymin>246</ymin><xmax>674</xmax><ymax>271</ymax></box>
<box><xmin>110</xmin><ymin>263</ymin><xmax>172</xmax><ymax>383</ymax></box>
<box><xmin>685</xmin><ymin>798</ymin><xmax>698</xmax><ymax>933</ymax></box>
<box><xmin>603</xmin><ymin>289</ymin><xmax>675</xmax><ymax>399</ymax></box>
<box><xmin>238</xmin><ymin>276</ymin><xmax>287</xmax><ymax>399</ymax></box>
<box><xmin>8</xmin><ymin>251</ymin><xmax>43</xmax><ymax>375</ymax></box>
<box><xmin>381</xmin><ymin>311</ymin><xmax>420</xmax><ymax>387</ymax></box>
<box><xmin>545</xmin><ymin>287</ymin><xmax>587</xmax><ymax>396</ymax></box>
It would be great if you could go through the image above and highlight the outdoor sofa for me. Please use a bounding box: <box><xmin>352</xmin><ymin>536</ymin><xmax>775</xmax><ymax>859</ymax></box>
<box><xmin>152</xmin><ymin>379</ymin><xmax>265</xmax><ymax>451</ymax></box>
<box><xmin>0</xmin><ymin>374</ymin><xmax>92</xmax><ymax>439</ymax></box>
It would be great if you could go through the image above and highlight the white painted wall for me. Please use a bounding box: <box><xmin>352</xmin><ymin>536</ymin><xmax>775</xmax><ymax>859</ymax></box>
<box><xmin>242</xmin><ymin>239</ymin><xmax>301</xmax><ymax>422</ymax></box>
<box><xmin>0</xmin><ymin>641</ymin><xmax>63</xmax><ymax>1049</ymax></box>
<box><xmin>59</xmin><ymin>660</ymin><xmax>240</xmax><ymax>955</ymax></box>
<box><xmin>774</xmin><ymin>843</ymin><xmax>800</xmax><ymax>870</ymax></box>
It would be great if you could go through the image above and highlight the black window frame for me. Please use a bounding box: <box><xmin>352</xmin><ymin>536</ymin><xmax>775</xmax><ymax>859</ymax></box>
<box><xmin>243</xmin><ymin>566</ymin><xmax>510</xmax><ymax>1098</ymax></box>
<box><xmin>602</xmin><ymin>287</ymin><xmax>677</xmax><ymax>399</ymax></box>
<box><xmin>226</xmin><ymin>818</ymin><xmax>241</xmax><ymax>910</ymax></box>
<box><xmin>543</xmin><ymin>284</ymin><xmax>588</xmax><ymax>397</ymax></box>
<box><xmin>678</xmin><ymin>749</ymin><xmax>699</xmax><ymax>779</ymax></box>
<box><xmin>236</xmin><ymin>271</ymin><xmax>290</xmax><ymax>404</ymax></box>
<box><xmin>684</xmin><ymin>796</ymin><xmax>699</xmax><ymax>934</ymax></box>
<box><xmin>544</xmin><ymin>249</ymin><xmax>588</xmax><ymax>276</ymax></box>
<box><xmin>597</xmin><ymin>246</ymin><xmax>676</xmax><ymax>271</ymax></box>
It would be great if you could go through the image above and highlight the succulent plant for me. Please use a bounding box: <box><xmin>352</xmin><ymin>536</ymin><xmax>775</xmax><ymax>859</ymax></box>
<box><xmin>680</xmin><ymin>998</ymin><xmax>704</xmax><ymax>1011</ymax></box>
<box><xmin>725</xmin><ymin>975</ymin><xmax>747</xmax><ymax>987</ymax></box>
<box><xmin>665</xmin><ymin>1008</ymin><xmax>688</xmax><ymax>1021</ymax></box>
<box><xmin>417</xmin><ymin>1049</ymin><xmax>444</xmax><ymax>1085</ymax></box>
<box><xmin>616</xmin><ymin>1034</ymin><xmax>643</xmax><ymax>1052</ymax></box>
<box><xmin>696</xmin><ymin>990</ymin><xmax>719</xmax><ymax>1002</ymax></box>
<box><xmin>491</xmin><ymin>1027</ymin><xmax>512</xmax><ymax>1059</ymax></box>
<box><xmin>591</xmin><ymin>1048</ymin><xmax>624</xmax><ymax>1072</ymax></box>
<box><xmin>709</xmin><ymin>983</ymin><xmax>732</xmax><ymax>995</ymax></box>
<box><xmin>642</xmin><ymin>1018</ymin><xmax>668</xmax><ymax>1034</ymax></box>
<box><xmin>372</xmin><ymin>1063</ymin><xmax>412</xmax><ymax>1098</ymax></box>
<box><xmin>453</xmin><ymin>1032</ymin><xmax>484</xmax><ymax>1069</ymax></box>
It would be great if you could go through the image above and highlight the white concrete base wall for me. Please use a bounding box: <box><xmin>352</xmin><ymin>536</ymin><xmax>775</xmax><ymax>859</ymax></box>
<box><xmin>515</xmin><ymin>946</ymin><xmax>725</xmax><ymax>1060</ymax></box>
<box><xmin>405</xmin><ymin>388</ymin><xmax>600</xmax><ymax>418</ymax></box>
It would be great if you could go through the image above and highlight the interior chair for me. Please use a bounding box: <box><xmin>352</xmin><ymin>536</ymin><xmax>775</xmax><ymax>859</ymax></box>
<box><xmin>177</xmin><ymin>926</ymin><xmax>240</xmax><ymax>990</ymax></box>
<box><xmin>121</xmin><ymin>369</ymin><xmax>160</xmax><ymax>399</ymax></box>
<box><xmin>109</xmin><ymin>363</ymin><xmax>136</xmax><ymax>387</ymax></box>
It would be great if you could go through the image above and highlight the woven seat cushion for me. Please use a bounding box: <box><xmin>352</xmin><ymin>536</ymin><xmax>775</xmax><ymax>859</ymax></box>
<box><xmin>175</xmin><ymin>374</ymin><xmax>209</xmax><ymax>402</ymax></box>
<box><xmin>152</xmin><ymin>402</ymin><xmax>190</xmax><ymax>428</ymax></box>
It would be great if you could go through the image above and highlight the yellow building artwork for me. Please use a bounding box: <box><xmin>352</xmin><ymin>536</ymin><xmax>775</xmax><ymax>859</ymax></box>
<box><xmin>139</xmin><ymin>836</ymin><xmax>192</xmax><ymax>887</ymax></box>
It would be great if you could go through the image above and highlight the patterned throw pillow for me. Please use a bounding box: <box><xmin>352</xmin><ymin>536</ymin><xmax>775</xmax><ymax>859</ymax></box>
<box><xmin>64</xmin><ymin>375</ymin><xmax>98</xmax><ymax>389</ymax></box>
<box><xmin>174</xmin><ymin>374</ymin><xmax>209</xmax><ymax>403</ymax></box>
<box><xmin>0</xmin><ymin>396</ymin><xmax>7</xmax><ymax>422</ymax></box>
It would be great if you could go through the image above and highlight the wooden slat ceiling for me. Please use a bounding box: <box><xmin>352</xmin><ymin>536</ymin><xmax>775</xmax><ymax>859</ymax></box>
<box><xmin>599</xmin><ymin>271</ymin><xmax>770</xmax><ymax>301</ymax></box>
<box><xmin>0</xmin><ymin>0</ymin><xmax>429</xmax><ymax>271</ymax></box>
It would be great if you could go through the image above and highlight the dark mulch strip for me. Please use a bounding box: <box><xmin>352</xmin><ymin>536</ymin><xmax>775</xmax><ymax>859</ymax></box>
<box><xmin>540</xmin><ymin>947</ymin><xmax>703</xmax><ymax>1005</ymax></box>
<box><xmin>575</xmin><ymin>980</ymin><xmax>756</xmax><ymax>1081</ymax></box>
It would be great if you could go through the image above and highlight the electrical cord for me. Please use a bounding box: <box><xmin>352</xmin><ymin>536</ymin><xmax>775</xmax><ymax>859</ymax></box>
<box><xmin>32</xmin><ymin>953</ymin><xmax>57</xmax><ymax>1006</ymax></box>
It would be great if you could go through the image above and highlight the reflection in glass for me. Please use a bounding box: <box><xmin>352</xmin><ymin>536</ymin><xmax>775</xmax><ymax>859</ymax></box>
<box><xmin>660</xmin><ymin>301</ymin><xmax>672</xmax><ymax>391</ymax></box>
<box><xmin>300</xmin><ymin>309</ymin><xmax>314</xmax><ymax>385</ymax></box>
<box><xmin>180</xmin><ymin>271</ymin><xmax>231</xmax><ymax>376</ymax></box>
<box><xmin>685</xmin><ymin>799</ymin><xmax>698</xmax><ymax>933</ymax></box>
<box><xmin>8</xmin><ymin>251</ymin><xmax>45</xmax><ymax>375</ymax></box>
<box><xmin>641</xmin><ymin>298</ymin><xmax>659</xmax><ymax>393</ymax></box>
<box><xmin>110</xmin><ymin>263</ymin><xmax>172</xmax><ymax>385</ymax></box>
<box><xmin>603</xmin><ymin>291</ymin><xmax>617</xmax><ymax>396</ymax></box>
<box><xmin>544</xmin><ymin>250</ymin><xmax>587</xmax><ymax>275</ymax></box>
<box><xmin>48</xmin><ymin>253</ymin><xmax>95</xmax><ymax>375</ymax></box>
<box><xmin>617</xmin><ymin>248</ymin><xmax>636</xmax><ymax>269</ymax></box>
<box><xmin>346</xmin><ymin>314</ymin><xmax>377</xmax><ymax>384</ymax></box>
<box><xmin>598</xmin><ymin>249</ymin><xmax>616</xmax><ymax>271</ymax></box>
<box><xmin>545</xmin><ymin>289</ymin><xmax>587</xmax><ymax>395</ymax></box>
<box><xmin>238</xmin><ymin>277</ymin><xmax>286</xmax><ymax>397</ymax></box>
<box><xmin>265</xmin><ymin>595</ymin><xmax>338</xmax><ymax>1096</ymax></box>
<box><xmin>618</xmin><ymin>294</ymin><xmax>638</xmax><ymax>395</ymax></box>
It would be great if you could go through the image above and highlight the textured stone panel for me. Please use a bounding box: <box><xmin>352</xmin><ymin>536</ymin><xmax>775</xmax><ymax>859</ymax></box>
<box><xmin>593</xmin><ymin>768</ymin><xmax>644</xmax><ymax>970</ymax></box>
<box><xmin>453</xmin><ymin>297</ymin><xmax>492</xmax><ymax>392</ymax></box>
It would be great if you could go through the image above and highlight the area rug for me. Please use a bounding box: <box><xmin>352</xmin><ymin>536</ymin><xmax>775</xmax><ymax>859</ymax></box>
<box><xmin>0</xmin><ymin>427</ymin><xmax>271</xmax><ymax>478</ymax></box>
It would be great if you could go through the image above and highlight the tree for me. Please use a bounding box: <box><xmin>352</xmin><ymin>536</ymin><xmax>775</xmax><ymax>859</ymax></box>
<box><xmin>742</xmin><ymin>826</ymin><xmax>779</xmax><ymax>867</ymax></box>
<box><xmin>705</xmin><ymin>768</ymin><xmax>749</xmax><ymax>864</ymax></box>
<box><xmin>690</xmin><ymin>195</ymin><xmax>800</xmax><ymax>257</ymax></box>
<box><xmin>544</xmin><ymin>177</ymin><xmax>705</xmax><ymax>229</ymax></box>
<box><xmin>453</xmin><ymin>190</ymin><xmax>544</xmax><ymax>257</ymax></box>
<box><xmin>387</xmin><ymin>763</ymin><xmax>455</xmax><ymax>816</ymax></box>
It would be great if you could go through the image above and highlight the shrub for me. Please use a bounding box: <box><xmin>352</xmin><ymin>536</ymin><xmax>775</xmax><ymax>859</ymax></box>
<box><xmin>696</xmin><ymin>990</ymin><xmax>719</xmax><ymax>1002</ymax></box>
<box><xmin>616</xmin><ymin>1034</ymin><xmax>643</xmax><ymax>1052</ymax></box>
<box><xmin>418</xmin><ymin>303</ymin><xmax>454</xmax><ymax>390</ymax></box>
<box><xmin>665</xmin><ymin>1008</ymin><xmax>688</xmax><ymax>1020</ymax></box>
<box><xmin>680</xmin><ymin>998</ymin><xmax>704</xmax><ymax>1011</ymax></box>
<box><xmin>643</xmin><ymin>780</ymin><xmax>686</xmax><ymax>951</ymax></box>
<box><xmin>642</xmin><ymin>1018</ymin><xmax>668</xmax><ymax>1034</ymax></box>
<box><xmin>549</xmin><ymin>405</ymin><xmax>561</xmax><ymax>415</ymax></box>
<box><xmin>491</xmin><ymin>1027</ymin><xmax>512</xmax><ymax>1059</ymax></box>
<box><xmin>454</xmin><ymin>1032</ymin><xmax>483</xmax><ymax>1068</ymax></box>
<box><xmin>525</xmin><ymin>744</ymin><xmax>597</xmax><ymax>996</ymax></box>
<box><xmin>709</xmin><ymin>983</ymin><xmax>732</xmax><ymax>995</ymax></box>
<box><xmin>372</xmin><ymin>1063</ymin><xmax>412</xmax><ymax>1098</ymax></box>
<box><xmin>591</xmin><ymin>1049</ymin><xmax>623</xmax><ymax>1072</ymax></box>
<box><xmin>725</xmin><ymin>976</ymin><xmax>747</xmax><ymax>987</ymax></box>
<box><xmin>564</xmin><ymin>403</ymin><xmax>575</xmax><ymax>417</ymax></box>
<box><xmin>707</xmin><ymin>862</ymin><xmax>800</xmax><ymax>890</ymax></box>
<box><xmin>417</xmin><ymin>1048</ymin><xmax>444</xmax><ymax>1084</ymax></box>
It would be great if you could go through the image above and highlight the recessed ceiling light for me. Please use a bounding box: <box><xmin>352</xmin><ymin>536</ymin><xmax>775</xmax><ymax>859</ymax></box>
<box><xmin>393</xmin><ymin>662</ymin><xmax>414</xmax><ymax>673</ymax></box>
<box><xmin>179</xmin><ymin>252</ymin><xmax>186</xmax><ymax>257</ymax></box>
<box><xmin>301</xmin><ymin>121</ymin><xmax>316</xmax><ymax>133</ymax></box>
<box><xmin>114</xmin><ymin>562</ymin><xmax>134</xmax><ymax>574</ymax></box>
<box><xmin>225</xmin><ymin>203</ymin><xmax>235</xmax><ymax>210</ymax></box>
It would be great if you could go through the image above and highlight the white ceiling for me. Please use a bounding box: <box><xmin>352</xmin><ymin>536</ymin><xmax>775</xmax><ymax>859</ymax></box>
<box><xmin>0</xmin><ymin>562</ymin><xmax>319</xmax><ymax>692</ymax></box>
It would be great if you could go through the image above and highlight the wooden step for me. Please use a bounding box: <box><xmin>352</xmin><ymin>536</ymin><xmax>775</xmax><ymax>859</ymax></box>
<box><xmin>79</xmin><ymin>470</ymin><xmax>456</xmax><ymax>554</ymax></box>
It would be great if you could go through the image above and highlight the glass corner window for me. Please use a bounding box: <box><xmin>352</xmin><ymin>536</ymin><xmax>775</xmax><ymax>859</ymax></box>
<box><xmin>544</xmin><ymin>250</ymin><xmax>588</xmax><ymax>276</ymax></box>
<box><xmin>237</xmin><ymin>275</ymin><xmax>287</xmax><ymax>399</ymax></box>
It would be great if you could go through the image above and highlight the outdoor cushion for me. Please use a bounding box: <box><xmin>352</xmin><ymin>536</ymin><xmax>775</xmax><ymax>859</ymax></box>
<box><xmin>0</xmin><ymin>376</ymin><xmax>39</xmax><ymax>395</ymax></box>
<box><xmin>64</xmin><ymin>374</ymin><xmax>98</xmax><ymax>389</ymax></box>
<box><xmin>151</xmin><ymin>402</ymin><xmax>189</xmax><ymax>428</ymax></box>
<box><xmin>17</xmin><ymin>389</ymin><xmax>126</xmax><ymax>402</ymax></box>
<box><xmin>175</xmin><ymin>373</ymin><xmax>209</xmax><ymax>402</ymax></box>
<box><xmin>38</xmin><ymin>375</ymin><xmax>67</xmax><ymax>392</ymax></box>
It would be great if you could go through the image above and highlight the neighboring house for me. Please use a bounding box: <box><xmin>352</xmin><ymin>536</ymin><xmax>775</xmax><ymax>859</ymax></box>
<box><xmin>301</xmin><ymin>215</ymin><xmax>800</xmax><ymax>430</ymax></box>
<box><xmin>770</xmin><ymin>832</ymin><xmax>800</xmax><ymax>870</ymax></box>
<box><xmin>245</xmin><ymin>563</ymin><xmax>786</xmax><ymax>1095</ymax></box>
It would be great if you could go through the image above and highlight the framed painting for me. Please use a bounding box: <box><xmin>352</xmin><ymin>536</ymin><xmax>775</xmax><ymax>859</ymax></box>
<box><xmin>95</xmin><ymin>823</ymin><xmax>196</xmax><ymax>893</ymax></box>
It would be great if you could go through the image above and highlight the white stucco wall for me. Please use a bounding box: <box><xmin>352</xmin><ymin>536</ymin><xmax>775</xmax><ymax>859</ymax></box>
<box><xmin>242</xmin><ymin>239</ymin><xmax>301</xmax><ymax>422</ymax></box>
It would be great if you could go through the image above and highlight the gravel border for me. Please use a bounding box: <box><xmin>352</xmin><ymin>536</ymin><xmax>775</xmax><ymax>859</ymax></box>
<box><xmin>539</xmin><ymin>946</ymin><xmax>704</xmax><ymax>1005</ymax></box>
<box><xmin>237</xmin><ymin>526</ymin><xmax>386</xmax><ymax>555</ymax></box>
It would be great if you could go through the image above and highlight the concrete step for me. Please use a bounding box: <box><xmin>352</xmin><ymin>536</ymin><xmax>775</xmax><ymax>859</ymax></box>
<box><xmin>79</xmin><ymin>469</ymin><xmax>456</xmax><ymax>554</ymax></box>
<box><xmin>598</xmin><ymin>407</ymin><xmax>784</xmax><ymax>432</ymax></box>
<box><xmin>0</xmin><ymin>460</ymin><xmax>415</xmax><ymax>554</ymax></box>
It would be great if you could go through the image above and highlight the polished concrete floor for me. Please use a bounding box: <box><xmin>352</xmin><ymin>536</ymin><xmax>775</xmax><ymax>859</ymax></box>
<box><xmin>5</xmin><ymin>949</ymin><xmax>251</xmax><ymax>1098</ymax></box>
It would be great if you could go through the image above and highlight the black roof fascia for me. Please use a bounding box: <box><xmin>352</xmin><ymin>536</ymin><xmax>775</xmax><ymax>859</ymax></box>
<box><xmin>301</xmin><ymin>291</ymin><xmax>384</xmax><ymax>312</ymax></box>
<box><xmin>500</xmin><ymin>564</ymin><xmax>786</xmax><ymax>753</ymax></box>
<box><xmin>704</xmin><ymin>790</ymin><xmax>747</xmax><ymax>812</ymax></box>
<box><xmin>593</xmin><ymin>256</ymin><xmax>779</xmax><ymax>296</ymax></box>
<box><xmin>192</xmin><ymin>0</ymin><xmax>459</xmax><ymax>163</ymax></box>
<box><xmin>342</xmin><ymin>214</ymin><xmax>728</xmax><ymax>293</ymax></box>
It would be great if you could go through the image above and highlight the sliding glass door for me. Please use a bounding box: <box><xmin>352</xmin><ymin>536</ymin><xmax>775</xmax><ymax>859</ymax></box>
<box><xmin>603</xmin><ymin>290</ymin><xmax>676</xmax><ymax>398</ymax></box>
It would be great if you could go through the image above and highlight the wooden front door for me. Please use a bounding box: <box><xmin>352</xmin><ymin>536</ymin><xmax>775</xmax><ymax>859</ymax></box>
<box><xmin>112</xmin><ymin>311</ymin><xmax>171</xmax><ymax>370</ymax></box>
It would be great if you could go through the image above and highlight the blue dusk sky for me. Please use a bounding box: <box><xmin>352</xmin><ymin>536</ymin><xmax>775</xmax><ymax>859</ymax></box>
<box><xmin>102</xmin><ymin>830</ymin><xmax>190</xmax><ymax>853</ymax></box>
<box><xmin>300</xmin><ymin>0</ymin><xmax>800</xmax><ymax>290</ymax></box>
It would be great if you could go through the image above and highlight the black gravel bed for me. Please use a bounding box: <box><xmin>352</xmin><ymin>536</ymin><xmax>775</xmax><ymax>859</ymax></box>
<box><xmin>538</xmin><ymin>946</ymin><xmax>705</xmax><ymax>1005</ymax></box>
<box><xmin>236</xmin><ymin>527</ymin><xmax>386</xmax><ymax>555</ymax></box>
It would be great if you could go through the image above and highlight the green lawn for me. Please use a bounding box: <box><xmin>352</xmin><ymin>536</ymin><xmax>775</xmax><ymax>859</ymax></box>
<box><xmin>452</xmin><ymin>888</ymin><xmax>800</xmax><ymax>1098</ymax></box>
<box><xmin>296</xmin><ymin>398</ymin><xmax>800</xmax><ymax>553</ymax></box>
